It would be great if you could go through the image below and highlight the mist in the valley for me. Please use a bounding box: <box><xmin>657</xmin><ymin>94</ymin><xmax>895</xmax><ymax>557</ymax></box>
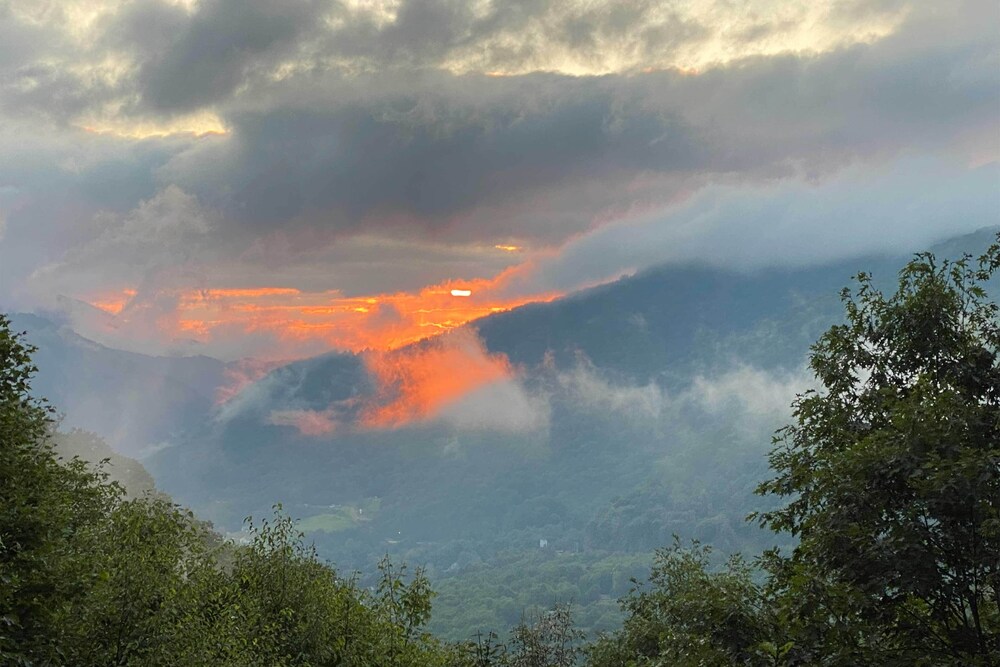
<box><xmin>3</xmin><ymin>0</ymin><xmax>997</xmax><ymax>649</ymax></box>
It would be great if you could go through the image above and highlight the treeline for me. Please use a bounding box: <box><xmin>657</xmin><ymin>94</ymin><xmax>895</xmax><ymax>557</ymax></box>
<box><xmin>428</xmin><ymin>551</ymin><xmax>651</xmax><ymax>642</ymax></box>
<box><xmin>586</xmin><ymin>245</ymin><xmax>1000</xmax><ymax>665</ymax></box>
<box><xmin>0</xmin><ymin>312</ymin><xmax>462</xmax><ymax>665</ymax></box>
<box><xmin>1</xmin><ymin>312</ymin><xmax>593</xmax><ymax>666</ymax></box>
<box><xmin>4</xmin><ymin>237</ymin><xmax>1000</xmax><ymax>665</ymax></box>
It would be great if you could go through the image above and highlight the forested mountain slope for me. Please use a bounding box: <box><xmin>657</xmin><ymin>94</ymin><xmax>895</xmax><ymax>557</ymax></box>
<box><xmin>7</xmin><ymin>312</ymin><xmax>226</xmax><ymax>459</ymax></box>
<box><xmin>14</xmin><ymin>227</ymin><xmax>999</xmax><ymax>641</ymax></box>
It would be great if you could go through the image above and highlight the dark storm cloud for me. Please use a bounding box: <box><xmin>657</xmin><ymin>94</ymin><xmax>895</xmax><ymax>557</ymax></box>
<box><xmin>126</xmin><ymin>0</ymin><xmax>326</xmax><ymax>113</ymax></box>
<box><xmin>0</xmin><ymin>116</ymin><xmax>205</xmax><ymax>308</ymax></box>
<box><xmin>0</xmin><ymin>0</ymin><xmax>905</xmax><ymax>124</ymax></box>
<box><xmin>151</xmin><ymin>0</ymin><xmax>997</xmax><ymax>246</ymax></box>
<box><xmin>161</xmin><ymin>78</ymin><xmax>703</xmax><ymax>241</ymax></box>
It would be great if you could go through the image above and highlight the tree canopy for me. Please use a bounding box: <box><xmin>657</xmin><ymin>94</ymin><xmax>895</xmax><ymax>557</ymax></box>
<box><xmin>590</xmin><ymin>239</ymin><xmax>1000</xmax><ymax>665</ymax></box>
<box><xmin>756</xmin><ymin>242</ymin><xmax>1000</xmax><ymax>663</ymax></box>
<box><xmin>0</xmin><ymin>314</ymin><xmax>470</xmax><ymax>666</ymax></box>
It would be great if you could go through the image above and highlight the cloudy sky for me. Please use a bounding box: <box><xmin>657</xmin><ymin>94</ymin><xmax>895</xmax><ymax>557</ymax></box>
<box><xmin>1</xmin><ymin>0</ymin><xmax>997</xmax><ymax>361</ymax></box>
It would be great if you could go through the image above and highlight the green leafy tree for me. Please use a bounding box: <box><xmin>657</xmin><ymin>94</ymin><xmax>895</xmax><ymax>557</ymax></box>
<box><xmin>585</xmin><ymin>239</ymin><xmax>1000</xmax><ymax>666</ymax></box>
<box><xmin>0</xmin><ymin>315</ymin><xmax>467</xmax><ymax>666</ymax></box>
<box><xmin>218</xmin><ymin>509</ymin><xmax>459</xmax><ymax>666</ymax></box>
<box><xmin>756</xmin><ymin>242</ymin><xmax>1000</xmax><ymax>663</ymax></box>
<box><xmin>372</xmin><ymin>554</ymin><xmax>442</xmax><ymax>665</ymax></box>
<box><xmin>507</xmin><ymin>604</ymin><xmax>584</xmax><ymax>667</ymax></box>
<box><xmin>228</xmin><ymin>508</ymin><xmax>350</xmax><ymax>665</ymax></box>
<box><xmin>586</xmin><ymin>540</ymin><xmax>777</xmax><ymax>667</ymax></box>
<box><xmin>464</xmin><ymin>630</ymin><xmax>508</xmax><ymax>667</ymax></box>
<box><xmin>60</xmin><ymin>498</ymin><xmax>218</xmax><ymax>665</ymax></box>
<box><xmin>0</xmin><ymin>315</ymin><xmax>117</xmax><ymax>665</ymax></box>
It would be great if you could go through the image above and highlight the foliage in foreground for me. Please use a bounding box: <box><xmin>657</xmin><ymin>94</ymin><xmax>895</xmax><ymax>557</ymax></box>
<box><xmin>590</xmin><ymin>241</ymin><xmax>1000</xmax><ymax>665</ymax></box>
<box><xmin>0</xmin><ymin>309</ymin><xmax>650</xmax><ymax>667</ymax></box>
<box><xmin>0</xmin><ymin>313</ymin><xmax>469</xmax><ymax>666</ymax></box>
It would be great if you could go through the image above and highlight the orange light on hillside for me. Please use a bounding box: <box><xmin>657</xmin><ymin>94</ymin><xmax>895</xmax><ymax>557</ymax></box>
<box><xmin>84</xmin><ymin>271</ymin><xmax>564</xmax><ymax>428</ymax></box>
<box><xmin>359</xmin><ymin>331</ymin><xmax>511</xmax><ymax>429</ymax></box>
<box><xmin>90</xmin><ymin>289</ymin><xmax>137</xmax><ymax>315</ymax></box>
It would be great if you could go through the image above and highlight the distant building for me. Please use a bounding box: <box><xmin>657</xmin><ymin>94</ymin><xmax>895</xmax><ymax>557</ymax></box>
<box><xmin>539</xmin><ymin>538</ymin><xmax>548</xmax><ymax>549</ymax></box>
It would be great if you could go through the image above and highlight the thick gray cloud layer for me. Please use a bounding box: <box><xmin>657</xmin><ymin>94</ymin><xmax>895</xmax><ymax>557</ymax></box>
<box><xmin>0</xmin><ymin>0</ymin><xmax>997</xmax><ymax>356</ymax></box>
<box><xmin>159</xmin><ymin>10</ymin><xmax>997</xmax><ymax>245</ymax></box>
<box><xmin>126</xmin><ymin>0</ymin><xmax>328</xmax><ymax>112</ymax></box>
<box><xmin>0</xmin><ymin>0</ymin><xmax>922</xmax><ymax>123</ymax></box>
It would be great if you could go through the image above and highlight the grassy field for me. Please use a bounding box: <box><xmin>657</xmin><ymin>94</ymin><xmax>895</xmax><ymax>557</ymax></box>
<box><xmin>297</xmin><ymin>498</ymin><xmax>380</xmax><ymax>534</ymax></box>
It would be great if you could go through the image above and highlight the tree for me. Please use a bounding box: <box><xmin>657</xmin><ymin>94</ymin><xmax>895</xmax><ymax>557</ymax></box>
<box><xmin>0</xmin><ymin>315</ymin><xmax>117</xmax><ymax>665</ymax></box>
<box><xmin>0</xmin><ymin>314</ymin><xmax>468</xmax><ymax>665</ymax></box>
<box><xmin>756</xmin><ymin>240</ymin><xmax>1000</xmax><ymax>664</ymax></box>
<box><xmin>506</xmin><ymin>604</ymin><xmax>584</xmax><ymax>667</ymax></box>
<box><xmin>586</xmin><ymin>540</ymin><xmax>777</xmax><ymax>667</ymax></box>
<box><xmin>586</xmin><ymin>238</ymin><xmax>1000</xmax><ymax>666</ymax></box>
<box><xmin>168</xmin><ymin>508</ymin><xmax>460</xmax><ymax>666</ymax></box>
<box><xmin>58</xmin><ymin>498</ymin><xmax>219</xmax><ymax>666</ymax></box>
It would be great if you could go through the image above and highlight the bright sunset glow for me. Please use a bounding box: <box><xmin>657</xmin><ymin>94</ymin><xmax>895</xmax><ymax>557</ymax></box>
<box><xmin>360</xmin><ymin>333</ymin><xmax>512</xmax><ymax>428</ymax></box>
<box><xmin>91</xmin><ymin>289</ymin><xmax>137</xmax><ymax>316</ymax></box>
<box><xmin>359</xmin><ymin>331</ymin><xmax>512</xmax><ymax>429</ymax></box>
<box><xmin>85</xmin><ymin>273</ymin><xmax>561</xmax><ymax>364</ymax></box>
<box><xmin>85</xmin><ymin>266</ymin><xmax>564</xmax><ymax>421</ymax></box>
<box><xmin>264</xmin><ymin>329</ymin><xmax>517</xmax><ymax>436</ymax></box>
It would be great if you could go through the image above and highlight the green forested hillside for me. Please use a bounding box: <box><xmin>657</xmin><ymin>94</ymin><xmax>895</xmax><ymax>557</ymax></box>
<box><xmin>136</xmin><ymin>231</ymin><xmax>996</xmax><ymax>641</ymax></box>
<box><xmin>4</xmin><ymin>233</ymin><xmax>998</xmax><ymax>665</ymax></box>
<box><xmin>587</xmin><ymin>239</ymin><xmax>1000</xmax><ymax>665</ymax></box>
<box><xmin>50</xmin><ymin>428</ymin><xmax>158</xmax><ymax>498</ymax></box>
<box><xmin>427</xmin><ymin>551</ymin><xmax>652</xmax><ymax>642</ymax></box>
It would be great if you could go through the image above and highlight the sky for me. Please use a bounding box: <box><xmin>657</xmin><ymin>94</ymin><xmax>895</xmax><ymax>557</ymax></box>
<box><xmin>1</xmin><ymin>0</ymin><xmax>998</xmax><ymax>363</ymax></box>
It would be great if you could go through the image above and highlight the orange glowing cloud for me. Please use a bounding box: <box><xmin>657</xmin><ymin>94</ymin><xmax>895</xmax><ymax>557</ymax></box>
<box><xmin>91</xmin><ymin>289</ymin><xmax>137</xmax><ymax>315</ymax></box>
<box><xmin>84</xmin><ymin>268</ymin><xmax>562</xmax><ymax>361</ymax></box>
<box><xmin>360</xmin><ymin>329</ymin><xmax>513</xmax><ymax>429</ymax></box>
<box><xmin>263</xmin><ymin>329</ymin><xmax>521</xmax><ymax>437</ymax></box>
<box><xmin>82</xmin><ymin>263</ymin><xmax>564</xmax><ymax>431</ymax></box>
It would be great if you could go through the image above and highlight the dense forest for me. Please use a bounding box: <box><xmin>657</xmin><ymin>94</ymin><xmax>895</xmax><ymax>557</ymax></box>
<box><xmin>3</xmin><ymin>240</ymin><xmax>999</xmax><ymax>665</ymax></box>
